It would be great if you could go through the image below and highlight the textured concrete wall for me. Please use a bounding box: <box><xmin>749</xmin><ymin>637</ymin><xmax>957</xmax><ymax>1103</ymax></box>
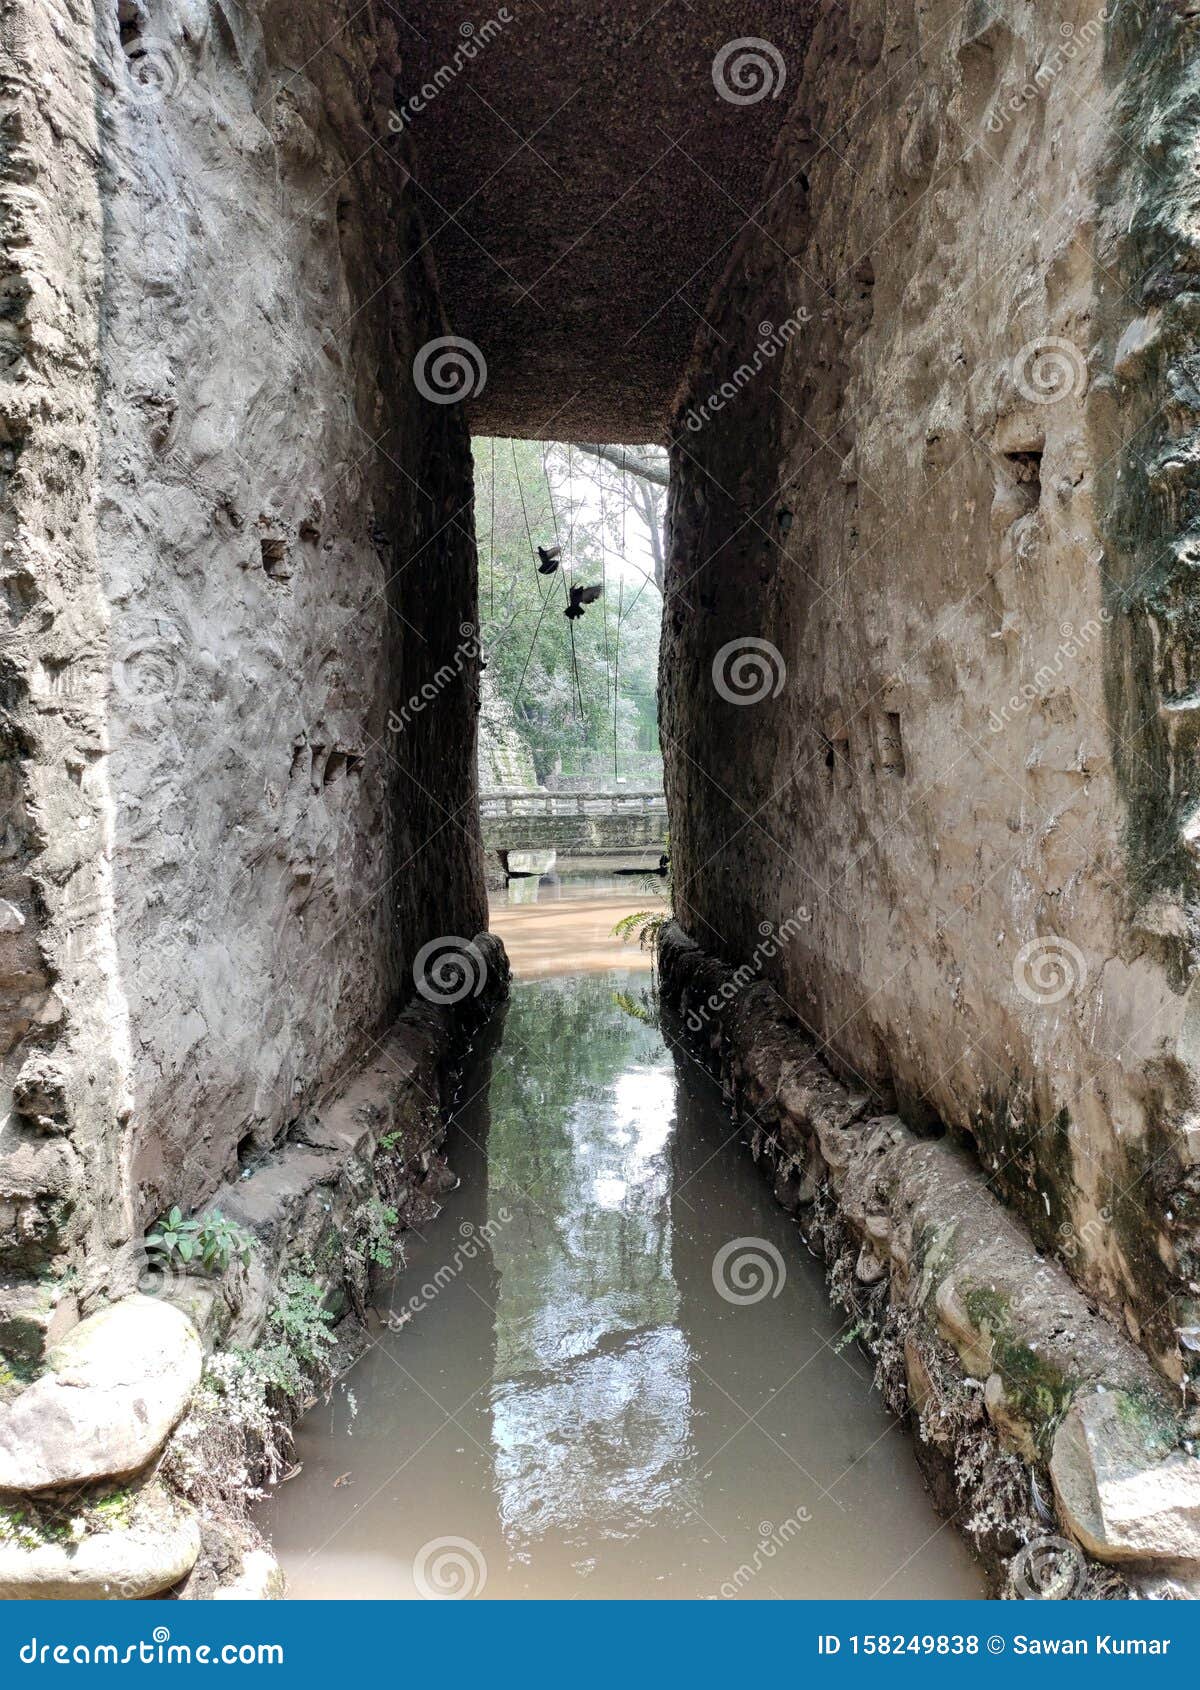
<box><xmin>1</xmin><ymin>0</ymin><xmax>486</xmax><ymax>1345</ymax></box>
<box><xmin>662</xmin><ymin>0</ymin><xmax>1200</xmax><ymax>1387</ymax></box>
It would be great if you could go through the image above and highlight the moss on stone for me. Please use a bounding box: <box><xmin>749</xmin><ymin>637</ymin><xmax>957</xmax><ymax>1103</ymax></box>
<box><xmin>962</xmin><ymin>1285</ymin><xmax>1076</xmax><ymax>1454</ymax></box>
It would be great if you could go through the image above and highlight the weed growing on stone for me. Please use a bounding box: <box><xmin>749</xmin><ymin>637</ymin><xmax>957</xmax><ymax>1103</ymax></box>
<box><xmin>146</xmin><ymin>1206</ymin><xmax>254</xmax><ymax>1275</ymax></box>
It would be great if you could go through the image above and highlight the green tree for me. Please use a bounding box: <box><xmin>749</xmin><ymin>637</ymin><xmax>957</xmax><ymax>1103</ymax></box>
<box><xmin>473</xmin><ymin>439</ymin><xmax>664</xmax><ymax>787</ymax></box>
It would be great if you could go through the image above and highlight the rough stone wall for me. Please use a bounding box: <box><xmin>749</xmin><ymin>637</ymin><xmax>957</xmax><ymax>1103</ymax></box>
<box><xmin>1</xmin><ymin>0</ymin><xmax>486</xmax><ymax>1347</ymax></box>
<box><xmin>662</xmin><ymin>0</ymin><xmax>1200</xmax><ymax>1386</ymax></box>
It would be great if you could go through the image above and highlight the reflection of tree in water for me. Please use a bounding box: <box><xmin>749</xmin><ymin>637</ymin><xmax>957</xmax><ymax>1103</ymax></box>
<box><xmin>486</xmin><ymin>971</ymin><xmax>695</xmax><ymax>1549</ymax></box>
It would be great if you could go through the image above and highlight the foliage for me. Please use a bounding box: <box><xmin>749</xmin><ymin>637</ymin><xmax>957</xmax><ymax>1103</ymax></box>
<box><xmin>611</xmin><ymin>907</ymin><xmax>669</xmax><ymax>951</ymax></box>
<box><xmin>611</xmin><ymin>988</ymin><xmax>657</xmax><ymax>1026</ymax></box>
<box><xmin>611</xmin><ymin>837</ymin><xmax>672</xmax><ymax>953</ymax></box>
<box><xmin>474</xmin><ymin>438</ymin><xmax>664</xmax><ymax>786</ymax></box>
<box><xmin>267</xmin><ymin>1268</ymin><xmax>336</xmax><ymax>1372</ymax></box>
<box><xmin>146</xmin><ymin>1206</ymin><xmax>253</xmax><ymax>1274</ymax></box>
<box><xmin>348</xmin><ymin>1198</ymin><xmax>402</xmax><ymax>1270</ymax></box>
<box><xmin>168</xmin><ymin>1268</ymin><xmax>337</xmax><ymax>1506</ymax></box>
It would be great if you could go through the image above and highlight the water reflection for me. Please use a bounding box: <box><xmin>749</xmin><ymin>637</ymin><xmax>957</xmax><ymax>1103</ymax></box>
<box><xmin>259</xmin><ymin>884</ymin><xmax>984</xmax><ymax>1599</ymax></box>
<box><xmin>487</xmin><ymin>978</ymin><xmax>692</xmax><ymax>1551</ymax></box>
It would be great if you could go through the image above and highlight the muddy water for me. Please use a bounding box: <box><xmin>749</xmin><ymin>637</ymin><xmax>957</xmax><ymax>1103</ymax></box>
<box><xmin>260</xmin><ymin>870</ymin><xmax>983</xmax><ymax>1599</ymax></box>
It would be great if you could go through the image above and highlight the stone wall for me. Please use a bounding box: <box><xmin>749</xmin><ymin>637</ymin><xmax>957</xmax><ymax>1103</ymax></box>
<box><xmin>1</xmin><ymin>0</ymin><xmax>486</xmax><ymax>1352</ymax></box>
<box><xmin>480</xmin><ymin>792</ymin><xmax>668</xmax><ymax>856</ymax></box>
<box><xmin>661</xmin><ymin>0</ymin><xmax>1200</xmax><ymax>1387</ymax></box>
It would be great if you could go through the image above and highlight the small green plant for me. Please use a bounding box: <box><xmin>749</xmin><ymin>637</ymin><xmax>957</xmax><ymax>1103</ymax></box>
<box><xmin>612</xmin><ymin>988</ymin><xmax>657</xmax><ymax>1026</ymax></box>
<box><xmin>267</xmin><ymin>1270</ymin><xmax>336</xmax><ymax>1372</ymax></box>
<box><xmin>833</xmin><ymin>1318</ymin><xmax>868</xmax><ymax>1355</ymax></box>
<box><xmin>612</xmin><ymin>832</ymin><xmax>672</xmax><ymax>952</ymax></box>
<box><xmin>349</xmin><ymin>1198</ymin><xmax>401</xmax><ymax>1270</ymax></box>
<box><xmin>611</xmin><ymin>908</ymin><xmax>669</xmax><ymax>950</ymax></box>
<box><xmin>146</xmin><ymin>1207</ymin><xmax>253</xmax><ymax>1275</ymax></box>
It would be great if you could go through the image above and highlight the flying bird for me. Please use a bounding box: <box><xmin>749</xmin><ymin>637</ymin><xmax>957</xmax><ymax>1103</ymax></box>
<box><xmin>537</xmin><ymin>544</ymin><xmax>561</xmax><ymax>574</ymax></box>
<box><xmin>565</xmin><ymin>583</ymin><xmax>603</xmax><ymax>620</ymax></box>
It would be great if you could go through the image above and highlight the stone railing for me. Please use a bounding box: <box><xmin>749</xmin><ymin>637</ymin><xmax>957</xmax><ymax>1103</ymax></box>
<box><xmin>479</xmin><ymin>790</ymin><xmax>668</xmax><ymax>856</ymax></box>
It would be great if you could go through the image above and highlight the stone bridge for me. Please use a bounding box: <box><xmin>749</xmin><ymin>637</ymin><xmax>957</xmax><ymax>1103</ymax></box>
<box><xmin>480</xmin><ymin>790</ymin><xmax>668</xmax><ymax>859</ymax></box>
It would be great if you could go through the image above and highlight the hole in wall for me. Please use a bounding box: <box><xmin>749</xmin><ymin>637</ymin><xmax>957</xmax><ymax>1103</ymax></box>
<box><xmin>117</xmin><ymin>1</ymin><xmax>144</xmax><ymax>57</ymax></box>
<box><xmin>1004</xmin><ymin>449</ymin><xmax>1043</xmax><ymax>498</ymax></box>
<box><xmin>877</xmin><ymin>711</ymin><xmax>906</xmax><ymax>777</ymax></box>
<box><xmin>260</xmin><ymin>535</ymin><xmax>293</xmax><ymax>582</ymax></box>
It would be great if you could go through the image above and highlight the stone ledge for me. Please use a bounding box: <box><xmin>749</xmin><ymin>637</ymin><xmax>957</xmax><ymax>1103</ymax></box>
<box><xmin>659</xmin><ymin>922</ymin><xmax>1200</xmax><ymax>1590</ymax></box>
<box><xmin>0</xmin><ymin>934</ymin><xmax>510</xmax><ymax>1599</ymax></box>
<box><xmin>0</xmin><ymin>1484</ymin><xmax>199</xmax><ymax>1600</ymax></box>
<box><xmin>0</xmin><ymin>1297</ymin><xmax>202</xmax><ymax>1494</ymax></box>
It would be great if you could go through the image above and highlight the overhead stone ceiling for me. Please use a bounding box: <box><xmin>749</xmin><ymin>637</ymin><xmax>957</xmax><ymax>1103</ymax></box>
<box><xmin>395</xmin><ymin>2</ymin><xmax>816</xmax><ymax>443</ymax></box>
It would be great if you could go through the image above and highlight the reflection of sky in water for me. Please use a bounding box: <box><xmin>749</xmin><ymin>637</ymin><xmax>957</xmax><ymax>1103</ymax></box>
<box><xmin>492</xmin><ymin>1326</ymin><xmax>693</xmax><ymax>1547</ymax></box>
<box><xmin>488</xmin><ymin>996</ymin><xmax>694</xmax><ymax>1551</ymax></box>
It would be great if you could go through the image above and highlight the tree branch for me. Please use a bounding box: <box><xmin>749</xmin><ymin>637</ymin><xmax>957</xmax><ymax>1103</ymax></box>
<box><xmin>575</xmin><ymin>443</ymin><xmax>669</xmax><ymax>488</ymax></box>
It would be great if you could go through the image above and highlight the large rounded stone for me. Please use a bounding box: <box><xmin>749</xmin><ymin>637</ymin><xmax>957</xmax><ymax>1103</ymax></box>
<box><xmin>1050</xmin><ymin>1390</ymin><xmax>1200</xmax><ymax>1564</ymax></box>
<box><xmin>0</xmin><ymin>1494</ymin><xmax>200</xmax><ymax>1600</ymax></box>
<box><xmin>213</xmin><ymin>1549</ymin><xmax>286</xmax><ymax>1600</ymax></box>
<box><xmin>0</xmin><ymin>1295</ymin><xmax>202</xmax><ymax>1492</ymax></box>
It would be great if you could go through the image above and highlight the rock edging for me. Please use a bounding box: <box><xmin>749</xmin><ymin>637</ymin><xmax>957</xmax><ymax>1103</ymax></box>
<box><xmin>0</xmin><ymin>935</ymin><xmax>510</xmax><ymax>1601</ymax></box>
<box><xmin>659</xmin><ymin>922</ymin><xmax>1200</xmax><ymax>1597</ymax></box>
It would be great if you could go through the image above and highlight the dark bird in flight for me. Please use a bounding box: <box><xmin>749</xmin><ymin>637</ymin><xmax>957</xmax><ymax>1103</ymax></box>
<box><xmin>565</xmin><ymin>583</ymin><xmax>603</xmax><ymax>620</ymax></box>
<box><xmin>537</xmin><ymin>544</ymin><xmax>561</xmax><ymax>574</ymax></box>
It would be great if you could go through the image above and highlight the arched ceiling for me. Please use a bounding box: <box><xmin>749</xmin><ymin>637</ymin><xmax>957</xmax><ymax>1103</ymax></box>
<box><xmin>395</xmin><ymin>3</ymin><xmax>816</xmax><ymax>442</ymax></box>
